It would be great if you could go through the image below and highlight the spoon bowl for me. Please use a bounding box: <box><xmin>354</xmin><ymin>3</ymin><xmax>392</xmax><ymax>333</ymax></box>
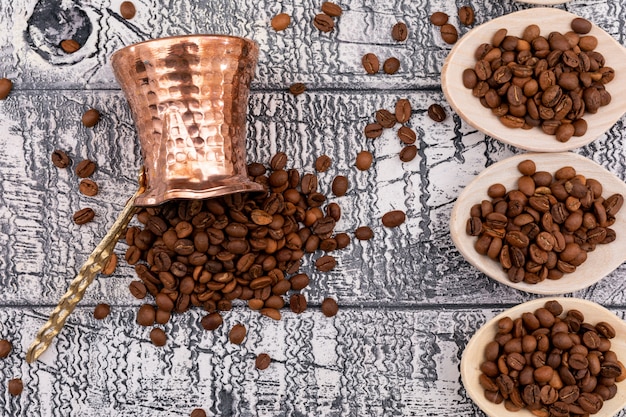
<box><xmin>441</xmin><ymin>8</ymin><xmax>626</xmax><ymax>152</ymax></box>
<box><xmin>450</xmin><ymin>152</ymin><xmax>626</xmax><ymax>294</ymax></box>
<box><xmin>461</xmin><ymin>297</ymin><xmax>626</xmax><ymax>417</ymax></box>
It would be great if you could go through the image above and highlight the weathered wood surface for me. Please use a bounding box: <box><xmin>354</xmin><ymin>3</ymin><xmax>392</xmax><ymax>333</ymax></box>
<box><xmin>1</xmin><ymin>0</ymin><xmax>626</xmax><ymax>416</ymax></box>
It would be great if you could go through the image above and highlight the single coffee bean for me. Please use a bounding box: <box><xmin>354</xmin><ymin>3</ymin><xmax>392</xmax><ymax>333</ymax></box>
<box><xmin>8</xmin><ymin>378</ymin><xmax>23</xmax><ymax>396</ymax></box>
<box><xmin>290</xmin><ymin>273</ymin><xmax>310</xmax><ymax>290</ymax></box>
<box><xmin>137</xmin><ymin>304</ymin><xmax>156</xmax><ymax>326</ymax></box>
<box><xmin>355</xmin><ymin>226</ymin><xmax>374</xmax><ymax>240</ymax></box>
<box><xmin>397</xmin><ymin>126</ymin><xmax>416</xmax><ymax>144</ymax></box>
<box><xmin>51</xmin><ymin>149</ymin><xmax>71</xmax><ymax>168</ymax></box>
<box><xmin>79</xmin><ymin>179</ymin><xmax>99</xmax><ymax>196</ymax></box>
<box><xmin>462</xmin><ymin>69</ymin><xmax>478</xmax><ymax>89</ymax></box>
<box><xmin>289</xmin><ymin>83</ymin><xmax>306</xmax><ymax>96</ymax></box>
<box><xmin>0</xmin><ymin>339</ymin><xmax>12</xmax><ymax>358</ymax></box>
<box><xmin>150</xmin><ymin>328</ymin><xmax>167</xmax><ymax>346</ymax></box>
<box><xmin>383</xmin><ymin>57</ymin><xmax>400</xmax><ymax>75</ymax></box>
<box><xmin>0</xmin><ymin>78</ymin><xmax>12</xmax><ymax>100</ymax></box>
<box><xmin>271</xmin><ymin>13</ymin><xmax>290</xmax><ymax>31</ymax></box>
<box><xmin>355</xmin><ymin>150</ymin><xmax>373</xmax><ymax>171</ymax></box>
<box><xmin>313</xmin><ymin>155</ymin><xmax>332</xmax><ymax>172</ymax></box>
<box><xmin>331</xmin><ymin>175</ymin><xmax>349</xmax><ymax>196</ymax></box>
<box><xmin>395</xmin><ymin>99</ymin><xmax>412</xmax><ymax>124</ymax></box>
<box><xmin>81</xmin><ymin>108</ymin><xmax>100</xmax><ymax>127</ymax></box>
<box><xmin>61</xmin><ymin>39</ymin><xmax>81</xmax><ymax>53</ymax></box>
<box><xmin>190</xmin><ymin>409</ymin><xmax>207</xmax><ymax>417</ymax></box>
<box><xmin>458</xmin><ymin>5</ymin><xmax>475</xmax><ymax>26</ymax></box>
<box><xmin>76</xmin><ymin>159</ymin><xmax>97</xmax><ymax>178</ymax></box>
<box><xmin>290</xmin><ymin>293</ymin><xmax>307</xmax><ymax>314</ymax></box>
<box><xmin>93</xmin><ymin>303</ymin><xmax>111</xmax><ymax>320</ymax></box>
<box><xmin>321</xmin><ymin>1</ymin><xmax>342</xmax><ymax>17</ymax></box>
<box><xmin>382</xmin><ymin>210</ymin><xmax>406</xmax><ymax>227</ymax></box>
<box><xmin>260</xmin><ymin>307</ymin><xmax>282</xmax><ymax>320</ymax></box>
<box><xmin>428</xmin><ymin>103</ymin><xmax>446</xmax><ymax>122</ymax></box>
<box><xmin>270</xmin><ymin>152</ymin><xmax>288</xmax><ymax>171</ymax></box>
<box><xmin>362</xmin><ymin>53</ymin><xmax>380</xmax><ymax>74</ymax></box>
<box><xmin>120</xmin><ymin>1</ymin><xmax>136</xmax><ymax>19</ymax></box>
<box><xmin>375</xmin><ymin>109</ymin><xmax>396</xmax><ymax>128</ymax></box>
<box><xmin>201</xmin><ymin>312</ymin><xmax>223</xmax><ymax>330</ymax></box>
<box><xmin>313</xmin><ymin>13</ymin><xmax>335</xmax><ymax>32</ymax></box>
<box><xmin>315</xmin><ymin>255</ymin><xmax>336</xmax><ymax>272</ymax></box>
<box><xmin>321</xmin><ymin>297</ymin><xmax>339</xmax><ymax>317</ymax></box>
<box><xmin>256</xmin><ymin>353</ymin><xmax>271</xmax><ymax>370</ymax></box>
<box><xmin>399</xmin><ymin>145</ymin><xmax>418</xmax><ymax>162</ymax></box>
<box><xmin>73</xmin><ymin>207</ymin><xmax>95</xmax><ymax>225</ymax></box>
<box><xmin>440</xmin><ymin>24</ymin><xmax>459</xmax><ymax>44</ymax></box>
<box><xmin>364</xmin><ymin>123</ymin><xmax>383</xmax><ymax>138</ymax></box>
<box><xmin>229</xmin><ymin>324</ymin><xmax>247</xmax><ymax>344</ymax></box>
<box><xmin>392</xmin><ymin>22</ymin><xmax>408</xmax><ymax>42</ymax></box>
<box><xmin>430</xmin><ymin>11</ymin><xmax>449</xmax><ymax>26</ymax></box>
<box><xmin>129</xmin><ymin>280</ymin><xmax>147</xmax><ymax>299</ymax></box>
<box><xmin>571</xmin><ymin>18</ymin><xmax>592</xmax><ymax>34</ymax></box>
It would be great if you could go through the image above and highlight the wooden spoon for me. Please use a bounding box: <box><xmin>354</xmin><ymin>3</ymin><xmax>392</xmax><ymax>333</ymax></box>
<box><xmin>450</xmin><ymin>152</ymin><xmax>626</xmax><ymax>295</ymax></box>
<box><xmin>441</xmin><ymin>8</ymin><xmax>626</xmax><ymax>152</ymax></box>
<box><xmin>516</xmin><ymin>0</ymin><xmax>571</xmax><ymax>4</ymax></box>
<box><xmin>461</xmin><ymin>297</ymin><xmax>626</xmax><ymax>417</ymax></box>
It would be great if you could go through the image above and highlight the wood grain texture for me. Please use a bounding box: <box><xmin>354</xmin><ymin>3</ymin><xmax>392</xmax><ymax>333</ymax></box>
<box><xmin>1</xmin><ymin>0</ymin><xmax>626</xmax><ymax>416</ymax></box>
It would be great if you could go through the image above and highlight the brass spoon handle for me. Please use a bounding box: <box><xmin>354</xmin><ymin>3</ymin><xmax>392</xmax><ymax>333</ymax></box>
<box><xmin>26</xmin><ymin>173</ymin><xmax>145</xmax><ymax>363</ymax></box>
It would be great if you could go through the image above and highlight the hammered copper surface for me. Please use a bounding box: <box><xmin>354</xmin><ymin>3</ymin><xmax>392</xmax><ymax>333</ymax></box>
<box><xmin>111</xmin><ymin>35</ymin><xmax>264</xmax><ymax>206</ymax></box>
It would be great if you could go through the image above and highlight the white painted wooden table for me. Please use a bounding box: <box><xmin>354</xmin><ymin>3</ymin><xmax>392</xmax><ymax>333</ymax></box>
<box><xmin>1</xmin><ymin>0</ymin><xmax>626</xmax><ymax>416</ymax></box>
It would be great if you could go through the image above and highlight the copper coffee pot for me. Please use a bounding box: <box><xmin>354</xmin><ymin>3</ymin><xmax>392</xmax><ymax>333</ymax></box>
<box><xmin>27</xmin><ymin>35</ymin><xmax>262</xmax><ymax>362</ymax></box>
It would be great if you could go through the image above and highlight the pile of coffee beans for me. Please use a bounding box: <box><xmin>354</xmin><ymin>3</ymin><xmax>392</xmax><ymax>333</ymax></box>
<box><xmin>466</xmin><ymin>159</ymin><xmax>623</xmax><ymax>284</ymax></box>
<box><xmin>463</xmin><ymin>19</ymin><xmax>615</xmax><ymax>142</ymax></box>
<box><xmin>124</xmin><ymin>153</ymin><xmax>345</xmax><ymax>339</ymax></box>
<box><xmin>480</xmin><ymin>300</ymin><xmax>625</xmax><ymax>415</ymax></box>
<box><xmin>364</xmin><ymin>98</ymin><xmax>418</xmax><ymax>162</ymax></box>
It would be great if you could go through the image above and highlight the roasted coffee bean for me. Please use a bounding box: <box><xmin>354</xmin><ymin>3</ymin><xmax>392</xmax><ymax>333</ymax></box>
<box><xmin>355</xmin><ymin>226</ymin><xmax>374</xmax><ymax>240</ymax></box>
<box><xmin>229</xmin><ymin>324</ymin><xmax>246</xmax><ymax>344</ymax></box>
<box><xmin>120</xmin><ymin>1</ymin><xmax>136</xmax><ymax>19</ymax></box>
<box><xmin>313</xmin><ymin>13</ymin><xmax>335</xmax><ymax>32</ymax></box>
<box><xmin>190</xmin><ymin>409</ymin><xmax>207</xmax><ymax>417</ymax></box>
<box><xmin>255</xmin><ymin>353</ymin><xmax>271</xmax><ymax>370</ymax></box>
<box><xmin>395</xmin><ymin>99</ymin><xmax>412</xmax><ymax>123</ymax></box>
<box><xmin>93</xmin><ymin>303</ymin><xmax>111</xmax><ymax>320</ymax></box>
<box><xmin>430</xmin><ymin>12</ymin><xmax>449</xmax><ymax>26</ymax></box>
<box><xmin>136</xmin><ymin>304</ymin><xmax>156</xmax><ymax>326</ymax></box>
<box><xmin>289</xmin><ymin>83</ymin><xmax>306</xmax><ymax>96</ymax></box>
<box><xmin>364</xmin><ymin>123</ymin><xmax>383</xmax><ymax>138</ymax></box>
<box><xmin>75</xmin><ymin>159</ymin><xmax>97</xmax><ymax>178</ymax></box>
<box><xmin>79</xmin><ymin>179</ymin><xmax>99</xmax><ymax>197</ymax></box>
<box><xmin>383</xmin><ymin>57</ymin><xmax>400</xmax><ymax>75</ymax></box>
<box><xmin>331</xmin><ymin>176</ymin><xmax>349</xmax><ymax>196</ymax></box>
<box><xmin>382</xmin><ymin>210</ymin><xmax>406</xmax><ymax>227</ymax></box>
<box><xmin>458</xmin><ymin>6</ymin><xmax>475</xmax><ymax>26</ymax></box>
<box><xmin>129</xmin><ymin>280</ymin><xmax>147</xmax><ymax>299</ymax></box>
<box><xmin>321</xmin><ymin>1</ymin><xmax>342</xmax><ymax>17</ymax></box>
<box><xmin>355</xmin><ymin>150</ymin><xmax>373</xmax><ymax>171</ymax></box>
<box><xmin>392</xmin><ymin>22</ymin><xmax>408</xmax><ymax>42</ymax></box>
<box><xmin>82</xmin><ymin>108</ymin><xmax>100</xmax><ymax>127</ymax></box>
<box><xmin>428</xmin><ymin>103</ymin><xmax>446</xmax><ymax>122</ymax></box>
<box><xmin>290</xmin><ymin>293</ymin><xmax>307</xmax><ymax>314</ymax></box>
<box><xmin>73</xmin><ymin>207</ymin><xmax>95</xmax><ymax>225</ymax></box>
<box><xmin>271</xmin><ymin>13</ymin><xmax>290</xmax><ymax>31</ymax></box>
<box><xmin>362</xmin><ymin>53</ymin><xmax>380</xmax><ymax>74</ymax></box>
<box><xmin>321</xmin><ymin>297</ymin><xmax>338</xmax><ymax>317</ymax></box>
<box><xmin>8</xmin><ymin>378</ymin><xmax>23</xmax><ymax>396</ymax></box>
<box><xmin>150</xmin><ymin>328</ymin><xmax>167</xmax><ymax>346</ymax></box>
<box><xmin>375</xmin><ymin>109</ymin><xmax>396</xmax><ymax>128</ymax></box>
<box><xmin>315</xmin><ymin>155</ymin><xmax>332</xmax><ymax>172</ymax></box>
<box><xmin>0</xmin><ymin>78</ymin><xmax>12</xmax><ymax>100</ymax></box>
<box><xmin>440</xmin><ymin>24</ymin><xmax>458</xmax><ymax>44</ymax></box>
<box><xmin>201</xmin><ymin>312</ymin><xmax>223</xmax><ymax>330</ymax></box>
<box><xmin>0</xmin><ymin>339</ymin><xmax>12</xmax><ymax>358</ymax></box>
<box><xmin>315</xmin><ymin>255</ymin><xmax>336</xmax><ymax>272</ymax></box>
<box><xmin>399</xmin><ymin>145</ymin><xmax>418</xmax><ymax>162</ymax></box>
<box><xmin>61</xmin><ymin>39</ymin><xmax>81</xmax><ymax>53</ymax></box>
<box><xmin>51</xmin><ymin>149</ymin><xmax>71</xmax><ymax>168</ymax></box>
<box><xmin>397</xmin><ymin>126</ymin><xmax>416</xmax><ymax>144</ymax></box>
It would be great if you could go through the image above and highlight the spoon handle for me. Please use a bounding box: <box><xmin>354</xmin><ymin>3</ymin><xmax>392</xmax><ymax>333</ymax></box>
<box><xmin>25</xmin><ymin>171</ymin><xmax>145</xmax><ymax>363</ymax></box>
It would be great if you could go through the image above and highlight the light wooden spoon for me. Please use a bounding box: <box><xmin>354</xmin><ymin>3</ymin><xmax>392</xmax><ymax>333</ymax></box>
<box><xmin>449</xmin><ymin>152</ymin><xmax>626</xmax><ymax>295</ymax></box>
<box><xmin>461</xmin><ymin>297</ymin><xmax>626</xmax><ymax>417</ymax></box>
<box><xmin>516</xmin><ymin>0</ymin><xmax>571</xmax><ymax>4</ymax></box>
<box><xmin>441</xmin><ymin>8</ymin><xmax>626</xmax><ymax>152</ymax></box>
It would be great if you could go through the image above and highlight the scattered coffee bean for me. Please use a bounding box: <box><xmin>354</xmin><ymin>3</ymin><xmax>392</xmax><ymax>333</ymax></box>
<box><xmin>129</xmin><ymin>280</ymin><xmax>147</xmax><ymax>299</ymax></box>
<box><xmin>271</xmin><ymin>13</ymin><xmax>291</xmax><ymax>31</ymax></box>
<box><xmin>93</xmin><ymin>303</ymin><xmax>111</xmax><ymax>320</ymax></box>
<box><xmin>397</xmin><ymin>126</ymin><xmax>416</xmax><ymax>144</ymax></box>
<box><xmin>120</xmin><ymin>1</ymin><xmax>136</xmax><ymax>19</ymax></box>
<box><xmin>290</xmin><ymin>273</ymin><xmax>310</xmax><ymax>291</ymax></box>
<box><xmin>255</xmin><ymin>353</ymin><xmax>271</xmax><ymax>370</ymax></box>
<box><xmin>79</xmin><ymin>179</ymin><xmax>99</xmax><ymax>196</ymax></box>
<box><xmin>430</xmin><ymin>11</ymin><xmax>449</xmax><ymax>26</ymax></box>
<box><xmin>392</xmin><ymin>22</ymin><xmax>408</xmax><ymax>42</ymax></box>
<box><xmin>150</xmin><ymin>328</ymin><xmax>167</xmax><ymax>346</ymax></box>
<box><xmin>321</xmin><ymin>1</ymin><xmax>342</xmax><ymax>17</ymax></box>
<box><xmin>137</xmin><ymin>304</ymin><xmax>156</xmax><ymax>326</ymax></box>
<box><xmin>571</xmin><ymin>17</ymin><xmax>592</xmax><ymax>34</ymax></box>
<box><xmin>355</xmin><ymin>150</ymin><xmax>373</xmax><ymax>171</ymax></box>
<box><xmin>270</xmin><ymin>152</ymin><xmax>288</xmax><ymax>171</ymax></box>
<box><xmin>375</xmin><ymin>109</ymin><xmax>396</xmax><ymax>128</ymax></box>
<box><xmin>60</xmin><ymin>39</ymin><xmax>81</xmax><ymax>53</ymax></box>
<box><xmin>364</xmin><ymin>123</ymin><xmax>383</xmax><ymax>138</ymax></box>
<box><xmin>229</xmin><ymin>324</ymin><xmax>247</xmax><ymax>344</ymax></box>
<box><xmin>315</xmin><ymin>155</ymin><xmax>332</xmax><ymax>172</ymax></box>
<box><xmin>362</xmin><ymin>53</ymin><xmax>380</xmax><ymax>74</ymax></box>
<box><xmin>51</xmin><ymin>149</ymin><xmax>71</xmax><ymax>168</ymax></box>
<box><xmin>201</xmin><ymin>312</ymin><xmax>223</xmax><ymax>331</ymax></box>
<box><xmin>331</xmin><ymin>175</ymin><xmax>349</xmax><ymax>196</ymax></box>
<box><xmin>76</xmin><ymin>159</ymin><xmax>97</xmax><ymax>178</ymax></box>
<box><xmin>8</xmin><ymin>378</ymin><xmax>23</xmax><ymax>396</ymax></box>
<box><xmin>355</xmin><ymin>226</ymin><xmax>374</xmax><ymax>240</ymax></box>
<box><xmin>458</xmin><ymin>5</ymin><xmax>475</xmax><ymax>26</ymax></box>
<box><xmin>440</xmin><ymin>24</ymin><xmax>459</xmax><ymax>44</ymax></box>
<box><xmin>383</xmin><ymin>57</ymin><xmax>400</xmax><ymax>75</ymax></box>
<box><xmin>73</xmin><ymin>207</ymin><xmax>95</xmax><ymax>225</ymax></box>
<box><xmin>313</xmin><ymin>13</ymin><xmax>335</xmax><ymax>32</ymax></box>
<box><xmin>399</xmin><ymin>145</ymin><xmax>418</xmax><ymax>162</ymax></box>
<box><xmin>101</xmin><ymin>253</ymin><xmax>117</xmax><ymax>275</ymax></box>
<box><xmin>316</xmin><ymin>255</ymin><xmax>336</xmax><ymax>272</ymax></box>
<box><xmin>82</xmin><ymin>108</ymin><xmax>100</xmax><ymax>128</ymax></box>
<box><xmin>0</xmin><ymin>339</ymin><xmax>12</xmax><ymax>358</ymax></box>
<box><xmin>289</xmin><ymin>83</ymin><xmax>306</xmax><ymax>96</ymax></box>
<box><xmin>190</xmin><ymin>409</ymin><xmax>207</xmax><ymax>417</ymax></box>
<box><xmin>395</xmin><ymin>99</ymin><xmax>412</xmax><ymax>124</ymax></box>
<box><xmin>382</xmin><ymin>210</ymin><xmax>406</xmax><ymax>227</ymax></box>
<box><xmin>0</xmin><ymin>78</ymin><xmax>13</xmax><ymax>100</ymax></box>
<box><xmin>321</xmin><ymin>297</ymin><xmax>338</xmax><ymax>317</ymax></box>
<box><xmin>428</xmin><ymin>104</ymin><xmax>447</xmax><ymax>122</ymax></box>
<box><xmin>289</xmin><ymin>293</ymin><xmax>307</xmax><ymax>314</ymax></box>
